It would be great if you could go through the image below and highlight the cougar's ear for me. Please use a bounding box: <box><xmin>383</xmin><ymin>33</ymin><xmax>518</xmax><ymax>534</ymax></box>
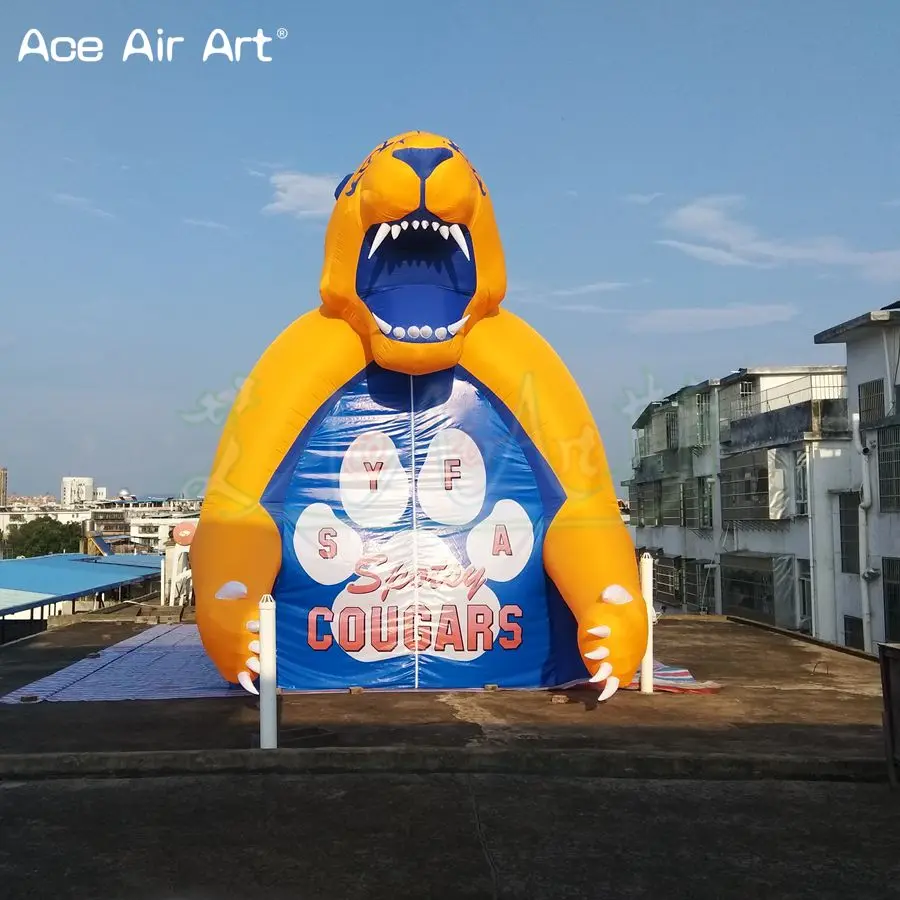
<box><xmin>333</xmin><ymin>174</ymin><xmax>353</xmax><ymax>200</ymax></box>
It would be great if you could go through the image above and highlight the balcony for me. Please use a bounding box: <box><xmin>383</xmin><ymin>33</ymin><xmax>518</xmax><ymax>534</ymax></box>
<box><xmin>720</xmin><ymin>374</ymin><xmax>848</xmax><ymax>450</ymax></box>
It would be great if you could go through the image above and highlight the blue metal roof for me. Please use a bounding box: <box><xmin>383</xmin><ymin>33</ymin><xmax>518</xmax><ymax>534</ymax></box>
<box><xmin>0</xmin><ymin>553</ymin><xmax>161</xmax><ymax>616</ymax></box>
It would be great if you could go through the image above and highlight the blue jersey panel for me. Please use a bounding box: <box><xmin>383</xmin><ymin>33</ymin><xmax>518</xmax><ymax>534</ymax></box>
<box><xmin>263</xmin><ymin>363</ymin><xmax>589</xmax><ymax>691</ymax></box>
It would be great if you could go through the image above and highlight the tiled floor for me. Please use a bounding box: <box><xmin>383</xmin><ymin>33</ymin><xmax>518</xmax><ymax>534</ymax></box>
<box><xmin>0</xmin><ymin>625</ymin><xmax>239</xmax><ymax>703</ymax></box>
<box><xmin>0</xmin><ymin>623</ymin><xmax>712</xmax><ymax>703</ymax></box>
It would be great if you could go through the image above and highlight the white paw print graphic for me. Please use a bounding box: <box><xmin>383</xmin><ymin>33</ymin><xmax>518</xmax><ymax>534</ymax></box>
<box><xmin>293</xmin><ymin>427</ymin><xmax>535</xmax><ymax>663</ymax></box>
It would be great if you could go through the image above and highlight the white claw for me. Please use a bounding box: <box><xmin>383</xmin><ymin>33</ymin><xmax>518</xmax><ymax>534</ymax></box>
<box><xmin>585</xmin><ymin>646</ymin><xmax>610</xmax><ymax>661</ymax></box>
<box><xmin>373</xmin><ymin>314</ymin><xmax>392</xmax><ymax>335</ymax></box>
<box><xmin>432</xmin><ymin>221</ymin><xmax>440</xmax><ymax>231</ymax></box>
<box><xmin>589</xmin><ymin>662</ymin><xmax>613</xmax><ymax>684</ymax></box>
<box><xmin>439</xmin><ymin>225</ymin><xmax>450</xmax><ymax>239</ymax></box>
<box><xmin>447</xmin><ymin>315</ymin><xmax>469</xmax><ymax>336</ymax></box>
<box><xmin>391</xmin><ymin>224</ymin><xmax>401</xmax><ymax>239</ymax></box>
<box><xmin>412</xmin><ymin>220</ymin><xmax>420</xmax><ymax>229</ymax></box>
<box><xmin>246</xmin><ymin>656</ymin><xmax>261</xmax><ymax>674</ymax></box>
<box><xmin>587</xmin><ymin>625</ymin><xmax>611</xmax><ymax>638</ymax></box>
<box><xmin>602</xmin><ymin>585</ymin><xmax>634</xmax><ymax>605</ymax></box>
<box><xmin>448</xmin><ymin>224</ymin><xmax>470</xmax><ymax>260</ymax></box>
<box><xmin>368</xmin><ymin>223</ymin><xmax>391</xmax><ymax>258</ymax></box>
<box><xmin>597</xmin><ymin>676</ymin><xmax>620</xmax><ymax>702</ymax></box>
<box><xmin>248</xmin><ymin>640</ymin><xmax>261</xmax><ymax>654</ymax></box>
<box><xmin>400</xmin><ymin>221</ymin><xmax>409</xmax><ymax>230</ymax></box>
<box><xmin>215</xmin><ymin>581</ymin><xmax>247</xmax><ymax>600</ymax></box>
<box><xmin>238</xmin><ymin>671</ymin><xmax>259</xmax><ymax>695</ymax></box>
<box><xmin>246</xmin><ymin>620</ymin><xmax>260</xmax><ymax>633</ymax></box>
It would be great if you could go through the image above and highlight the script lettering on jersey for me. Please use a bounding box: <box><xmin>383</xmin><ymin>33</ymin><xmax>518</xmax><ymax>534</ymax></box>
<box><xmin>347</xmin><ymin>554</ymin><xmax>487</xmax><ymax>602</ymax></box>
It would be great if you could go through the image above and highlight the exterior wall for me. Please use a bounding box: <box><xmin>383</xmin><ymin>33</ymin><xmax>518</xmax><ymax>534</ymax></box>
<box><xmin>129</xmin><ymin>514</ymin><xmax>199</xmax><ymax>551</ymax></box>
<box><xmin>629</xmin><ymin>394</ymin><xmax>854</xmax><ymax>642</ymax></box>
<box><xmin>0</xmin><ymin>509</ymin><xmax>92</xmax><ymax>539</ymax></box>
<box><xmin>844</xmin><ymin>331</ymin><xmax>895</xmax><ymax>421</ymax></box>
<box><xmin>60</xmin><ymin>477</ymin><xmax>95</xmax><ymax>506</ymax></box>
<box><xmin>840</xmin><ymin>328</ymin><xmax>900</xmax><ymax>645</ymax></box>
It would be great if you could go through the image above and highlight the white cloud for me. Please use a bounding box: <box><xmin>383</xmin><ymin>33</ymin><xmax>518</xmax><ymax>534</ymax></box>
<box><xmin>183</xmin><ymin>218</ymin><xmax>230</xmax><ymax>231</ymax></box>
<box><xmin>624</xmin><ymin>192</ymin><xmax>663</xmax><ymax>205</ymax></box>
<box><xmin>882</xmin><ymin>198</ymin><xmax>900</xmax><ymax>208</ymax></box>
<box><xmin>556</xmin><ymin>303</ymin><xmax>631</xmax><ymax>314</ymax></box>
<box><xmin>246</xmin><ymin>159</ymin><xmax>289</xmax><ymax>170</ymax></box>
<box><xmin>655</xmin><ymin>240</ymin><xmax>758</xmax><ymax>267</ymax></box>
<box><xmin>659</xmin><ymin>194</ymin><xmax>900</xmax><ymax>281</ymax></box>
<box><xmin>626</xmin><ymin>303</ymin><xmax>798</xmax><ymax>334</ymax></box>
<box><xmin>51</xmin><ymin>193</ymin><xmax>114</xmax><ymax>219</ymax></box>
<box><xmin>262</xmin><ymin>171</ymin><xmax>340</xmax><ymax>218</ymax></box>
<box><xmin>550</xmin><ymin>281</ymin><xmax>633</xmax><ymax>297</ymax></box>
<box><xmin>508</xmin><ymin>279</ymin><xmax>643</xmax><ymax>313</ymax></box>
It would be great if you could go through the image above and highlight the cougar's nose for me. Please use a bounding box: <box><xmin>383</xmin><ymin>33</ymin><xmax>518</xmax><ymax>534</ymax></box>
<box><xmin>392</xmin><ymin>147</ymin><xmax>454</xmax><ymax>183</ymax></box>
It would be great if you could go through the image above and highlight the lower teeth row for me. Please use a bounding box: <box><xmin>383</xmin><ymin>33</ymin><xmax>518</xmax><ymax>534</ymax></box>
<box><xmin>392</xmin><ymin>325</ymin><xmax>447</xmax><ymax>340</ymax></box>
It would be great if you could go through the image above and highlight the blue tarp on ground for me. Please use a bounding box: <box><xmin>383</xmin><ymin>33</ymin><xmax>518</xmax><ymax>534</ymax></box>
<box><xmin>0</xmin><ymin>624</ymin><xmax>720</xmax><ymax>703</ymax></box>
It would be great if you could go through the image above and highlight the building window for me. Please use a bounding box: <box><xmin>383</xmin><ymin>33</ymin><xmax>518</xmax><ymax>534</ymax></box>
<box><xmin>665</xmin><ymin>409</ymin><xmax>679</xmax><ymax>449</ymax></box>
<box><xmin>681</xmin><ymin>559</ymin><xmax>714</xmax><ymax>612</ymax></box>
<box><xmin>661</xmin><ymin>481</ymin><xmax>681</xmax><ymax>526</ymax></box>
<box><xmin>654</xmin><ymin>556</ymin><xmax>678</xmax><ymax>607</ymax></box>
<box><xmin>738</xmin><ymin>379</ymin><xmax>756</xmax><ymax>417</ymax></box>
<box><xmin>696</xmin><ymin>393</ymin><xmax>711</xmax><ymax>445</ymax></box>
<box><xmin>698</xmin><ymin>477</ymin><xmax>713</xmax><ymax>528</ymax></box>
<box><xmin>794</xmin><ymin>449</ymin><xmax>808</xmax><ymax>516</ymax></box>
<box><xmin>721</xmin><ymin>559</ymin><xmax>775</xmax><ymax>624</ymax></box>
<box><xmin>636</xmin><ymin>428</ymin><xmax>650</xmax><ymax>457</ymax></box>
<box><xmin>634</xmin><ymin>481</ymin><xmax>662</xmax><ymax>527</ymax></box>
<box><xmin>879</xmin><ymin>425</ymin><xmax>900</xmax><ymax>513</ymax></box>
<box><xmin>858</xmin><ymin>378</ymin><xmax>885</xmax><ymax>427</ymax></box>
<box><xmin>797</xmin><ymin>559</ymin><xmax>812</xmax><ymax>635</ymax></box>
<box><xmin>838</xmin><ymin>492</ymin><xmax>861</xmax><ymax>575</ymax></box>
<box><xmin>843</xmin><ymin>615</ymin><xmax>864</xmax><ymax>650</ymax></box>
<box><xmin>720</xmin><ymin>450</ymin><xmax>770</xmax><ymax>521</ymax></box>
<box><xmin>884</xmin><ymin>557</ymin><xmax>900</xmax><ymax>643</ymax></box>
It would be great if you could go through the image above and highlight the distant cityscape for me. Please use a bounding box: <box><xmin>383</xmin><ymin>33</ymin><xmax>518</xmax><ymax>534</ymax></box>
<box><xmin>0</xmin><ymin>465</ymin><xmax>202</xmax><ymax>559</ymax></box>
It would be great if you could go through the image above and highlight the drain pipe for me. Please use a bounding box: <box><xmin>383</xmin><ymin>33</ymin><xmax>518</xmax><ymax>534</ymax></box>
<box><xmin>851</xmin><ymin>413</ymin><xmax>873</xmax><ymax>653</ymax></box>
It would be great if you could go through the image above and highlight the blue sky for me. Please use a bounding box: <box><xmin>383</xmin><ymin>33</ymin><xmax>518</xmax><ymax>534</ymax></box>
<box><xmin>1</xmin><ymin>0</ymin><xmax>898</xmax><ymax>496</ymax></box>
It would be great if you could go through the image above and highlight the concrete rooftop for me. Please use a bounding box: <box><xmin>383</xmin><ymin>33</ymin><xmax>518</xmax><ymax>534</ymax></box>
<box><xmin>0</xmin><ymin>616</ymin><xmax>884</xmax><ymax>765</ymax></box>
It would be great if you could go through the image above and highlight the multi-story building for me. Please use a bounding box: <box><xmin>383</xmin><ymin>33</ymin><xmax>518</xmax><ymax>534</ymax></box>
<box><xmin>0</xmin><ymin>467</ymin><xmax>7</xmax><ymax>507</ymax></box>
<box><xmin>61</xmin><ymin>476</ymin><xmax>95</xmax><ymax>506</ymax></box>
<box><xmin>814</xmin><ymin>301</ymin><xmax>900</xmax><ymax>649</ymax></box>
<box><xmin>625</xmin><ymin>364</ymin><xmax>855</xmax><ymax>646</ymax></box>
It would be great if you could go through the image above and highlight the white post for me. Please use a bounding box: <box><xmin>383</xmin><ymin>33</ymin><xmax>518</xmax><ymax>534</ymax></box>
<box><xmin>159</xmin><ymin>556</ymin><xmax>166</xmax><ymax>606</ymax></box>
<box><xmin>168</xmin><ymin>553</ymin><xmax>178</xmax><ymax>606</ymax></box>
<box><xmin>639</xmin><ymin>553</ymin><xmax>654</xmax><ymax>694</ymax></box>
<box><xmin>258</xmin><ymin>594</ymin><xmax>278</xmax><ymax>750</ymax></box>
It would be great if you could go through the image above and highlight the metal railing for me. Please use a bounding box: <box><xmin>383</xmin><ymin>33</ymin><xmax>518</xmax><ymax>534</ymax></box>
<box><xmin>724</xmin><ymin>373</ymin><xmax>846</xmax><ymax>424</ymax></box>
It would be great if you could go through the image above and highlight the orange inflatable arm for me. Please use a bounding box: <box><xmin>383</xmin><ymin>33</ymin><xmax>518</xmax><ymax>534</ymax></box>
<box><xmin>191</xmin><ymin>310</ymin><xmax>368</xmax><ymax>690</ymax></box>
<box><xmin>460</xmin><ymin>309</ymin><xmax>648</xmax><ymax>696</ymax></box>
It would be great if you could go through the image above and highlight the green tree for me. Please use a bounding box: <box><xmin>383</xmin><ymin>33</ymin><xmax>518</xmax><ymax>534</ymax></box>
<box><xmin>4</xmin><ymin>517</ymin><xmax>82</xmax><ymax>558</ymax></box>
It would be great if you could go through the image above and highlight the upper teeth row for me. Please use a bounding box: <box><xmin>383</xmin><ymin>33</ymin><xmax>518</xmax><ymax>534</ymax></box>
<box><xmin>368</xmin><ymin>220</ymin><xmax>470</xmax><ymax>261</ymax></box>
<box><xmin>373</xmin><ymin>315</ymin><xmax>469</xmax><ymax>341</ymax></box>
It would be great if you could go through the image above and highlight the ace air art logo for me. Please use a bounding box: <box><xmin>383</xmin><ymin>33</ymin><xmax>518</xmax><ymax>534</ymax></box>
<box><xmin>16</xmin><ymin>26</ymin><xmax>290</xmax><ymax>63</ymax></box>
